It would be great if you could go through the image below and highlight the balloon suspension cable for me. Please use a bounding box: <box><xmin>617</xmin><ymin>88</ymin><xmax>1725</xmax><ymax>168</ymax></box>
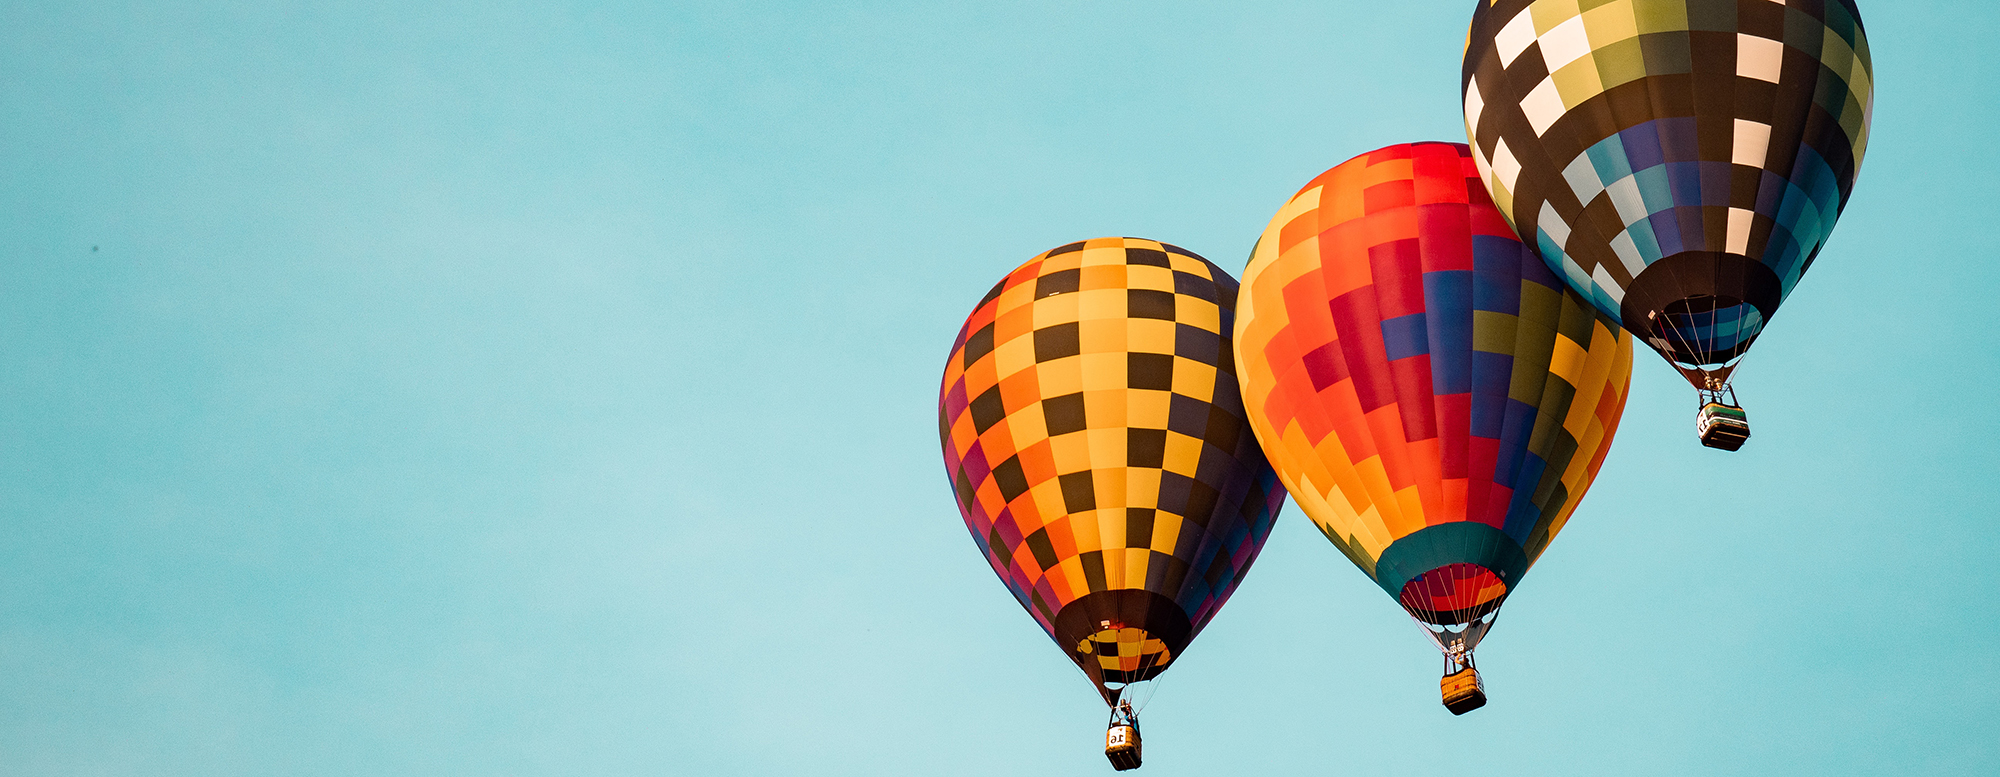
<box><xmin>1108</xmin><ymin>691</ymin><xmax>1139</xmax><ymax>728</ymax></box>
<box><xmin>1397</xmin><ymin>532</ymin><xmax>1505</xmax><ymax>663</ymax></box>
<box><xmin>1127</xmin><ymin>648</ymin><xmax>1168</xmax><ymax>715</ymax></box>
<box><xmin>1654</xmin><ymin>298</ymin><xmax>1750</xmax><ymax>392</ymax></box>
<box><xmin>1398</xmin><ymin>595</ymin><xmax>1498</xmax><ymax>670</ymax></box>
<box><xmin>1697</xmin><ymin>381</ymin><xmax>1739</xmax><ymax>408</ymax></box>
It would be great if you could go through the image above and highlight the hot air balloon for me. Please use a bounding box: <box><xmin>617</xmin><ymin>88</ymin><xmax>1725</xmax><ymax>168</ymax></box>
<box><xmin>1461</xmin><ymin>0</ymin><xmax>1872</xmax><ymax>450</ymax></box>
<box><xmin>1235</xmin><ymin>143</ymin><xmax>1633</xmax><ymax>714</ymax></box>
<box><xmin>939</xmin><ymin>237</ymin><xmax>1285</xmax><ymax>770</ymax></box>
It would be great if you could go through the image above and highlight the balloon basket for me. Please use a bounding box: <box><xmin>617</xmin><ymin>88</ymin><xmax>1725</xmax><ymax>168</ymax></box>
<box><xmin>1441</xmin><ymin>666</ymin><xmax>1487</xmax><ymax>715</ymax></box>
<box><xmin>1696</xmin><ymin>401</ymin><xmax>1750</xmax><ymax>451</ymax></box>
<box><xmin>1104</xmin><ymin>722</ymin><xmax>1142</xmax><ymax>771</ymax></box>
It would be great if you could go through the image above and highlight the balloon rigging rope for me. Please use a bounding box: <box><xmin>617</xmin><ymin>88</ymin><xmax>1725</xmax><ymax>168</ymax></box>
<box><xmin>1706</xmin><ymin>254</ymin><xmax>1722</xmax><ymax>381</ymax></box>
<box><xmin>1661</xmin><ymin>307</ymin><xmax>1710</xmax><ymax>391</ymax></box>
<box><xmin>1662</xmin><ymin>306</ymin><xmax>1694</xmax><ymax>376</ymax></box>
<box><xmin>1701</xmin><ymin>287</ymin><xmax>1751</xmax><ymax>390</ymax></box>
<box><xmin>1131</xmin><ymin>648</ymin><xmax>1168</xmax><ymax>716</ymax></box>
<box><xmin>1705</xmin><ymin>294</ymin><xmax>1720</xmax><ymax>381</ymax></box>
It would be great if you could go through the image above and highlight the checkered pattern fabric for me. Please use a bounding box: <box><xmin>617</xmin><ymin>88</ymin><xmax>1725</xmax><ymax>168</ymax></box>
<box><xmin>1462</xmin><ymin>0</ymin><xmax>1871</xmax><ymax>385</ymax></box>
<box><xmin>939</xmin><ymin>237</ymin><xmax>1286</xmax><ymax>695</ymax></box>
<box><xmin>1235</xmin><ymin>144</ymin><xmax>1633</xmax><ymax>630</ymax></box>
<box><xmin>1076</xmin><ymin>627</ymin><xmax>1174</xmax><ymax>683</ymax></box>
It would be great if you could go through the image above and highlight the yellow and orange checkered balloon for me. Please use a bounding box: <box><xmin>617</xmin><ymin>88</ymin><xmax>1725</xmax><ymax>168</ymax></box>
<box><xmin>938</xmin><ymin>237</ymin><xmax>1285</xmax><ymax>704</ymax></box>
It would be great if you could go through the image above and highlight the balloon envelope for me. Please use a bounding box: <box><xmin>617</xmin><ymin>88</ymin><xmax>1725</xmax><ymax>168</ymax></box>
<box><xmin>939</xmin><ymin>237</ymin><xmax>1285</xmax><ymax>703</ymax></box>
<box><xmin>1461</xmin><ymin>0</ymin><xmax>1872</xmax><ymax>387</ymax></box>
<box><xmin>1235</xmin><ymin>143</ymin><xmax>1632</xmax><ymax>655</ymax></box>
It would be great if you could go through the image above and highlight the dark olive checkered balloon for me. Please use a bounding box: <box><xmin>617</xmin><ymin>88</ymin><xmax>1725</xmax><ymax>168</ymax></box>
<box><xmin>1462</xmin><ymin>0</ymin><xmax>1871</xmax><ymax>392</ymax></box>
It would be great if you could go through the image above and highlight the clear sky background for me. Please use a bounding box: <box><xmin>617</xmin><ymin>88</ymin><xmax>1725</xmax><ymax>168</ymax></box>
<box><xmin>1</xmin><ymin>1</ymin><xmax>1995</xmax><ymax>775</ymax></box>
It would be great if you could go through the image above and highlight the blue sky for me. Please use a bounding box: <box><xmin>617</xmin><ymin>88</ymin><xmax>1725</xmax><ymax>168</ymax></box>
<box><xmin>1</xmin><ymin>1</ymin><xmax>1995</xmax><ymax>774</ymax></box>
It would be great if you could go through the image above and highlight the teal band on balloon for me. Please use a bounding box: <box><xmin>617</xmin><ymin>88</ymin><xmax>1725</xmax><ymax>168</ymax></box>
<box><xmin>1372</xmin><ymin>522</ymin><xmax>1531</xmax><ymax>601</ymax></box>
